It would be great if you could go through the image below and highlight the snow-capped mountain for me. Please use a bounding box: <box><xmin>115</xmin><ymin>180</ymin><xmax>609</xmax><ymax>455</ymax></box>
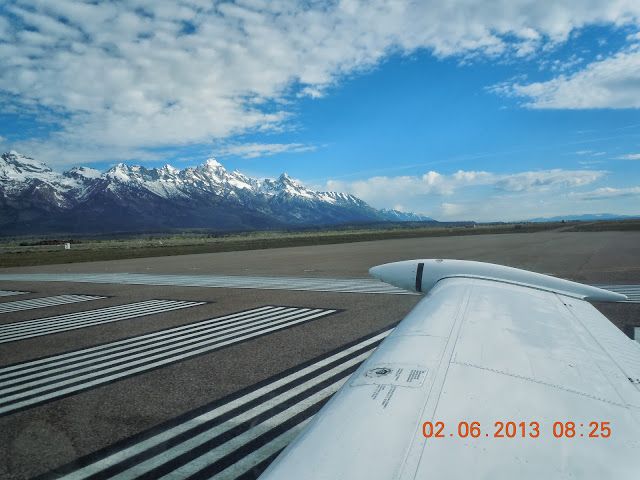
<box><xmin>378</xmin><ymin>208</ymin><xmax>434</xmax><ymax>222</ymax></box>
<box><xmin>0</xmin><ymin>151</ymin><xmax>435</xmax><ymax>234</ymax></box>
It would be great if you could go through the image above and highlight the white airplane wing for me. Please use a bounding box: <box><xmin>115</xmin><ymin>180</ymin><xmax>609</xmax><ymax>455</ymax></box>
<box><xmin>261</xmin><ymin>259</ymin><xmax>640</xmax><ymax>479</ymax></box>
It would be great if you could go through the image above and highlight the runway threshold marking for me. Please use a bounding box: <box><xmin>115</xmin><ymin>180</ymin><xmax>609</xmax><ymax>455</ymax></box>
<box><xmin>0</xmin><ymin>290</ymin><xmax>29</xmax><ymax>297</ymax></box>
<box><xmin>0</xmin><ymin>273</ymin><xmax>415</xmax><ymax>295</ymax></box>
<box><xmin>0</xmin><ymin>300</ymin><xmax>206</xmax><ymax>344</ymax></box>
<box><xmin>0</xmin><ymin>306</ymin><xmax>338</xmax><ymax>417</ymax></box>
<box><xmin>0</xmin><ymin>294</ymin><xmax>105</xmax><ymax>314</ymax></box>
<box><xmin>39</xmin><ymin>327</ymin><xmax>393</xmax><ymax>480</ymax></box>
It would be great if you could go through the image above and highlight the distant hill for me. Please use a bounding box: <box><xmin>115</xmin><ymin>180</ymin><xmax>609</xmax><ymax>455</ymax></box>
<box><xmin>0</xmin><ymin>151</ymin><xmax>436</xmax><ymax>235</ymax></box>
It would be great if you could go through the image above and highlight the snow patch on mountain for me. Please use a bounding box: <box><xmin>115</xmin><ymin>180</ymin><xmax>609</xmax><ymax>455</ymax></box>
<box><xmin>379</xmin><ymin>208</ymin><xmax>434</xmax><ymax>222</ymax></box>
<box><xmin>0</xmin><ymin>151</ymin><xmax>435</xmax><ymax>234</ymax></box>
<box><xmin>65</xmin><ymin>166</ymin><xmax>102</xmax><ymax>180</ymax></box>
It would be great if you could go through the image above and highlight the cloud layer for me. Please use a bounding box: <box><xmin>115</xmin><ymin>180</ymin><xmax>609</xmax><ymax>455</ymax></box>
<box><xmin>617</xmin><ymin>153</ymin><xmax>640</xmax><ymax>160</ymax></box>
<box><xmin>216</xmin><ymin>142</ymin><xmax>317</xmax><ymax>159</ymax></box>
<box><xmin>327</xmin><ymin>168</ymin><xmax>610</xmax><ymax>220</ymax></box>
<box><xmin>2</xmin><ymin>0</ymin><xmax>640</xmax><ymax>164</ymax></box>
<box><xmin>496</xmin><ymin>47</ymin><xmax>640</xmax><ymax>109</ymax></box>
<box><xmin>328</xmin><ymin>168</ymin><xmax>605</xmax><ymax>200</ymax></box>
<box><xmin>574</xmin><ymin>186</ymin><xmax>640</xmax><ymax>200</ymax></box>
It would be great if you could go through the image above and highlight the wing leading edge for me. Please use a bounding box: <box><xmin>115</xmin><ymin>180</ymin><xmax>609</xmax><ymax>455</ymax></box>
<box><xmin>261</xmin><ymin>260</ymin><xmax>640</xmax><ymax>479</ymax></box>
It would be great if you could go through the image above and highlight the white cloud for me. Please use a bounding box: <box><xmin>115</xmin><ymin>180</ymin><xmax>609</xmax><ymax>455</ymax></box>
<box><xmin>493</xmin><ymin>169</ymin><xmax>605</xmax><ymax>192</ymax></box>
<box><xmin>1</xmin><ymin>1</ymin><xmax>640</xmax><ymax>164</ymax></box>
<box><xmin>574</xmin><ymin>186</ymin><xmax>640</xmax><ymax>200</ymax></box>
<box><xmin>326</xmin><ymin>170</ymin><xmax>491</xmax><ymax>202</ymax></box>
<box><xmin>328</xmin><ymin>168</ymin><xmax>604</xmax><ymax>203</ymax></box>
<box><xmin>616</xmin><ymin>153</ymin><xmax>640</xmax><ymax>160</ymax></box>
<box><xmin>495</xmin><ymin>48</ymin><xmax>640</xmax><ymax>108</ymax></box>
<box><xmin>578</xmin><ymin>160</ymin><xmax>605</xmax><ymax>166</ymax></box>
<box><xmin>216</xmin><ymin>142</ymin><xmax>317</xmax><ymax>159</ymax></box>
<box><xmin>326</xmin><ymin>168</ymin><xmax>608</xmax><ymax>220</ymax></box>
<box><xmin>440</xmin><ymin>202</ymin><xmax>465</xmax><ymax>217</ymax></box>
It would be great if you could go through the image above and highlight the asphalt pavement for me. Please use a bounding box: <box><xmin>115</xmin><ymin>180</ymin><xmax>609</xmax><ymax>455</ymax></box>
<box><xmin>0</xmin><ymin>231</ymin><xmax>638</xmax><ymax>479</ymax></box>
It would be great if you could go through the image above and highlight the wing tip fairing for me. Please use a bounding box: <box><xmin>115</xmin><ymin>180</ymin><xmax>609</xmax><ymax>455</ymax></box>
<box><xmin>370</xmin><ymin>259</ymin><xmax>627</xmax><ymax>303</ymax></box>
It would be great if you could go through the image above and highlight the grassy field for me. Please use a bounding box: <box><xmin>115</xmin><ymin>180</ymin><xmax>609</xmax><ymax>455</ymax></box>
<box><xmin>1</xmin><ymin>220</ymin><xmax>638</xmax><ymax>268</ymax></box>
<box><xmin>565</xmin><ymin>219</ymin><xmax>640</xmax><ymax>232</ymax></box>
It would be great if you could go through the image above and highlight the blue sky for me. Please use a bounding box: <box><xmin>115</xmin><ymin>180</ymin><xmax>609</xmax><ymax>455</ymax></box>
<box><xmin>0</xmin><ymin>1</ymin><xmax>639</xmax><ymax>221</ymax></box>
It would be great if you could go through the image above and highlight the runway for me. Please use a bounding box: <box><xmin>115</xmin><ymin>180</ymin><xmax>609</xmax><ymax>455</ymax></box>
<box><xmin>0</xmin><ymin>273</ymin><xmax>636</xmax><ymax>302</ymax></box>
<box><xmin>1</xmin><ymin>231</ymin><xmax>639</xmax><ymax>479</ymax></box>
<box><xmin>0</xmin><ymin>273</ymin><xmax>413</xmax><ymax>295</ymax></box>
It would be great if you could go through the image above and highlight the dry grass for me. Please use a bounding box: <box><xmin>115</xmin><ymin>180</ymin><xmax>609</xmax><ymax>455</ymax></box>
<box><xmin>2</xmin><ymin>220</ymin><xmax>634</xmax><ymax>268</ymax></box>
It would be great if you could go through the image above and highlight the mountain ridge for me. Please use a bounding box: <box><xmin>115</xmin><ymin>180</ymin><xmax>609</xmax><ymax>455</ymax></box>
<box><xmin>0</xmin><ymin>151</ymin><xmax>434</xmax><ymax>235</ymax></box>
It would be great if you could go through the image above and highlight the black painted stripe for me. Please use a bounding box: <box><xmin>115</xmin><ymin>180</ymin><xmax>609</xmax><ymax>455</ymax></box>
<box><xmin>137</xmin><ymin>366</ymin><xmax>359</xmax><ymax>480</ymax></box>
<box><xmin>85</xmin><ymin>344</ymin><xmax>375</xmax><ymax>480</ymax></box>
<box><xmin>234</xmin><ymin>450</ymin><xmax>282</xmax><ymax>480</ymax></box>
<box><xmin>415</xmin><ymin>262</ymin><xmax>424</xmax><ymax>292</ymax></box>
<box><xmin>186</xmin><ymin>401</ymin><xmax>327</xmax><ymax>480</ymax></box>
<box><xmin>37</xmin><ymin>324</ymin><xmax>394</xmax><ymax>480</ymax></box>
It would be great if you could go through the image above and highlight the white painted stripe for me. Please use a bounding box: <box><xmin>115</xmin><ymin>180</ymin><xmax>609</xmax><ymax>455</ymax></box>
<box><xmin>209</xmin><ymin>419</ymin><xmax>310</xmax><ymax>480</ymax></box>
<box><xmin>0</xmin><ymin>273</ymin><xmax>415</xmax><ymax>295</ymax></box>
<box><xmin>8</xmin><ymin>301</ymin><xmax>201</xmax><ymax>334</ymax></box>
<box><xmin>0</xmin><ymin>308</ymin><xmax>319</xmax><ymax>392</ymax></box>
<box><xmin>0</xmin><ymin>307</ymin><xmax>336</xmax><ymax>415</ymax></box>
<box><xmin>161</xmin><ymin>379</ymin><xmax>345</xmax><ymax>479</ymax></box>
<box><xmin>0</xmin><ymin>300</ymin><xmax>204</xmax><ymax>343</ymax></box>
<box><xmin>114</xmin><ymin>354</ymin><xmax>368</xmax><ymax>479</ymax></box>
<box><xmin>0</xmin><ymin>295</ymin><xmax>94</xmax><ymax>310</ymax></box>
<box><xmin>0</xmin><ymin>290</ymin><xmax>29</xmax><ymax>297</ymax></box>
<box><xmin>0</xmin><ymin>308</ymin><xmax>299</xmax><ymax>385</ymax></box>
<box><xmin>0</xmin><ymin>300</ymin><xmax>170</xmax><ymax>333</ymax></box>
<box><xmin>59</xmin><ymin>329</ymin><xmax>391</xmax><ymax>480</ymax></box>
<box><xmin>0</xmin><ymin>313</ymin><xmax>329</xmax><ymax>414</ymax></box>
<box><xmin>0</xmin><ymin>294</ymin><xmax>104</xmax><ymax>313</ymax></box>
<box><xmin>0</xmin><ymin>306</ymin><xmax>278</xmax><ymax>377</ymax></box>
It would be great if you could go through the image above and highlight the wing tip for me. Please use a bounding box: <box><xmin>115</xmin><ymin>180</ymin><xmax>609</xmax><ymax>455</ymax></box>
<box><xmin>370</xmin><ymin>259</ymin><xmax>629</xmax><ymax>303</ymax></box>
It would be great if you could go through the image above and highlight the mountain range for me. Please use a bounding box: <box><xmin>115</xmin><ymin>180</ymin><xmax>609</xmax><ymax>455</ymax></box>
<box><xmin>0</xmin><ymin>151</ymin><xmax>434</xmax><ymax>235</ymax></box>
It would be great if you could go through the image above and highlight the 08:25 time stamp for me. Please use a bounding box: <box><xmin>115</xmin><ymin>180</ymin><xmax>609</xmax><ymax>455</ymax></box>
<box><xmin>422</xmin><ymin>421</ymin><xmax>612</xmax><ymax>439</ymax></box>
